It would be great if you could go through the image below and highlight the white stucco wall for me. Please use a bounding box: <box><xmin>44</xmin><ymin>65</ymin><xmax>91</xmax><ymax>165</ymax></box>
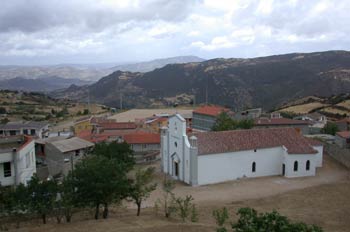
<box><xmin>0</xmin><ymin>140</ymin><xmax>36</xmax><ymax>186</ymax></box>
<box><xmin>0</xmin><ymin>153</ymin><xmax>15</xmax><ymax>186</ymax></box>
<box><xmin>284</xmin><ymin>154</ymin><xmax>316</xmax><ymax>178</ymax></box>
<box><xmin>197</xmin><ymin>147</ymin><xmax>285</xmax><ymax>185</ymax></box>
<box><xmin>161</xmin><ymin>115</ymin><xmax>191</xmax><ymax>184</ymax></box>
<box><xmin>312</xmin><ymin>145</ymin><xmax>323</xmax><ymax>167</ymax></box>
<box><xmin>16</xmin><ymin>140</ymin><xmax>36</xmax><ymax>184</ymax></box>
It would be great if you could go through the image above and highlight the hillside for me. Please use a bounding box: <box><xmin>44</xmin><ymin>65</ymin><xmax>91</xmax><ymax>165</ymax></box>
<box><xmin>0</xmin><ymin>90</ymin><xmax>108</xmax><ymax>122</ymax></box>
<box><xmin>278</xmin><ymin>93</ymin><xmax>350</xmax><ymax>118</ymax></box>
<box><xmin>109</xmin><ymin>56</ymin><xmax>205</xmax><ymax>73</ymax></box>
<box><xmin>0</xmin><ymin>76</ymin><xmax>91</xmax><ymax>92</ymax></box>
<box><xmin>51</xmin><ymin>51</ymin><xmax>350</xmax><ymax>110</ymax></box>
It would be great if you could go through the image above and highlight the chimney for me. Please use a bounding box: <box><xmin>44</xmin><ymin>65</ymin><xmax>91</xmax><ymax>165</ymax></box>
<box><xmin>189</xmin><ymin>135</ymin><xmax>197</xmax><ymax>148</ymax></box>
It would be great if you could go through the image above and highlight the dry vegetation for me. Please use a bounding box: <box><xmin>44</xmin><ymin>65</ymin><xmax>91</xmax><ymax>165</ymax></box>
<box><xmin>321</xmin><ymin>107</ymin><xmax>350</xmax><ymax>116</ymax></box>
<box><xmin>5</xmin><ymin>155</ymin><xmax>350</xmax><ymax>232</ymax></box>
<box><xmin>336</xmin><ymin>99</ymin><xmax>350</xmax><ymax>110</ymax></box>
<box><xmin>279</xmin><ymin>102</ymin><xmax>328</xmax><ymax>114</ymax></box>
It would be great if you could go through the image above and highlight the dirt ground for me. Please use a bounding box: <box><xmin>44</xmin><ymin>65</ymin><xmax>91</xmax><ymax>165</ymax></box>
<box><xmin>6</xmin><ymin>155</ymin><xmax>350</xmax><ymax>232</ymax></box>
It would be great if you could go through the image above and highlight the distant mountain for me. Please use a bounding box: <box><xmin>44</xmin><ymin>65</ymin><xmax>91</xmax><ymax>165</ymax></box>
<box><xmin>52</xmin><ymin>50</ymin><xmax>350</xmax><ymax>111</ymax></box>
<box><xmin>0</xmin><ymin>65</ymin><xmax>110</xmax><ymax>81</ymax></box>
<box><xmin>109</xmin><ymin>56</ymin><xmax>205</xmax><ymax>73</ymax></box>
<box><xmin>0</xmin><ymin>76</ymin><xmax>91</xmax><ymax>92</ymax></box>
<box><xmin>0</xmin><ymin>56</ymin><xmax>205</xmax><ymax>82</ymax></box>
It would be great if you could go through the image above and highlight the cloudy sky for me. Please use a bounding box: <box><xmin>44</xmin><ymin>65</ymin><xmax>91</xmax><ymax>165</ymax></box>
<box><xmin>1</xmin><ymin>0</ymin><xmax>349</xmax><ymax>65</ymax></box>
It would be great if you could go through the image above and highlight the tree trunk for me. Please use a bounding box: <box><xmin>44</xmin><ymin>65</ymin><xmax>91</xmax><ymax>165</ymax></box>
<box><xmin>103</xmin><ymin>203</ymin><xmax>109</xmax><ymax>219</ymax></box>
<box><xmin>136</xmin><ymin>201</ymin><xmax>141</xmax><ymax>216</ymax></box>
<box><xmin>65</xmin><ymin>209</ymin><xmax>72</xmax><ymax>223</ymax></box>
<box><xmin>42</xmin><ymin>214</ymin><xmax>47</xmax><ymax>224</ymax></box>
<box><xmin>95</xmin><ymin>203</ymin><xmax>100</xmax><ymax>220</ymax></box>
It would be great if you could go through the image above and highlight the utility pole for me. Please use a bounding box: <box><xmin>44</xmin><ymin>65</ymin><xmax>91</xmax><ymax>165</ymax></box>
<box><xmin>120</xmin><ymin>92</ymin><xmax>123</xmax><ymax>110</ymax></box>
<box><xmin>88</xmin><ymin>88</ymin><xmax>91</xmax><ymax>115</ymax></box>
<box><xmin>205</xmin><ymin>76</ymin><xmax>208</xmax><ymax>105</ymax></box>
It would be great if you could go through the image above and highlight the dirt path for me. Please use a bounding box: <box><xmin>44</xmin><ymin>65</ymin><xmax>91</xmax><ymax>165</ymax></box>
<box><xmin>142</xmin><ymin>154</ymin><xmax>349</xmax><ymax>208</ymax></box>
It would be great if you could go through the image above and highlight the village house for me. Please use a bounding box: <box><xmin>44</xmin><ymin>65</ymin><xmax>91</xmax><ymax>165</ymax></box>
<box><xmin>0</xmin><ymin>135</ymin><xmax>36</xmax><ymax>186</ymax></box>
<box><xmin>45</xmin><ymin>137</ymin><xmax>94</xmax><ymax>177</ymax></box>
<box><xmin>233</xmin><ymin>108</ymin><xmax>262</xmax><ymax>120</ymax></box>
<box><xmin>141</xmin><ymin>117</ymin><xmax>168</xmax><ymax>133</ymax></box>
<box><xmin>294</xmin><ymin>112</ymin><xmax>327</xmax><ymax>134</ymax></box>
<box><xmin>123</xmin><ymin>132</ymin><xmax>161</xmax><ymax>153</ymax></box>
<box><xmin>0</xmin><ymin>121</ymin><xmax>49</xmax><ymax>139</ymax></box>
<box><xmin>335</xmin><ymin>117</ymin><xmax>350</xmax><ymax>132</ymax></box>
<box><xmin>335</xmin><ymin>131</ymin><xmax>350</xmax><ymax>149</ymax></box>
<box><xmin>192</xmin><ymin>105</ymin><xmax>230</xmax><ymax>131</ymax></box>
<box><xmin>254</xmin><ymin>117</ymin><xmax>310</xmax><ymax>134</ymax></box>
<box><xmin>161</xmin><ymin>114</ymin><xmax>323</xmax><ymax>186</ymax></box>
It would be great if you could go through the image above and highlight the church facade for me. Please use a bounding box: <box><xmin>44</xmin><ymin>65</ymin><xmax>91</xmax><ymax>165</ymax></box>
<box><xmin>161</xmin><ymin>114</ymin><xmax>323</xmax><ymax>186</ymax></box>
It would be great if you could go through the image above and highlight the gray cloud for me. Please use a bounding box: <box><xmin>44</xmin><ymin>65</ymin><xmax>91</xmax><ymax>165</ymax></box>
<box><xmin>0</xmin><ymin>0</ymin><xmax>349</xmax><ymax>65</ymax></box>
<box><xmin>0</xmin><ymin>0</ymin><xmax>198</xmax><ymax>33</ymax></box>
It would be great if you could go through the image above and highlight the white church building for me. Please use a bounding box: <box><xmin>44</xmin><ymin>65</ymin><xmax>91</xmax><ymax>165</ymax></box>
<box><xmin>161</xmin><ymin>114</ymin><xmax>323</xmax><ymax>186</ymax></box>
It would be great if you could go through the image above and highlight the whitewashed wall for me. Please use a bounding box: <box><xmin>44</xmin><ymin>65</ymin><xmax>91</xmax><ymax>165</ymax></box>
<box><xmin>197</xmin><ymin>147</ymin><xmax>285</xmax><ymax>185</ymax></box>
<box><xmin>0</xmin><ymin>140</ymin><xmax>36</xmax><ymax>186</ymax></box>
<box><xmin>284</xmin><ymin>154</ymin><xmax>316</xmax><ymax>178</ymax></box>
<box><xmin>313</xmin><ymin>145</ymin><xmax>323</xmax><ymax>167</ymax></box>
<box><xmin>0</xmin><ymin>152</ymin><xmax>15</xmax><ymax>186</ymax></box>
<box><xmin>162</xmin><ymin>115</ymin><xmax>191</xmax><ymax>184</ymax></box>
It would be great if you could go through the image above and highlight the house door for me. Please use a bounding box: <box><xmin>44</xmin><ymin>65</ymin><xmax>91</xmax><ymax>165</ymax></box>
<box><xmin>282</xmin><ymin>164</ymin><xmax>285</xmax><ymax>176</ymax></box>
<box><xmin>174</xmin><ymin>161</ymin><xmax>179</xmax><ymax>177</ymax></box>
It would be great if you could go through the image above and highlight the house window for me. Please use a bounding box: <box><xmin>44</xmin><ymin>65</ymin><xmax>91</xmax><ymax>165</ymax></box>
<box><xmin>252</xmin><ymin>162</ymin><xmax>256</xmax><ymax>172</ymax></box>
<box><xmin>30</xmin><ymin>129</ymin><xmax>35</xmax><ymax>135</ymax></box>
<box><xmin>174</xmin><ymin>142</ymin><xmax>177</xmax><ymax>147</ymax></box>
<box><xmin>75</xmin><ymin>150</ymin><xmax>80</xmax><ymax>157</ymax></box>
<box><xmin>23</xmin><ymin>129</ymin><xmax>28</xmax><ymax>135</ymax></box>
<box><xmin>3</xmin><ymin>162</ymin><xmax>11</xmax><ymax>177</ymax></box>
<box><xmin>306</xmin><ymin>160</ymin><xmax>310</xmax><ymax>171</ymax></box>
<box><xmin>294</xmin><ymin>161</ymin><xmax>298</xmax><ymax>172</ymax></box>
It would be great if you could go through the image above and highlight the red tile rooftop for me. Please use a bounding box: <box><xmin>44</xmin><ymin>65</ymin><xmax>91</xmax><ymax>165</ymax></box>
<box><xmin>193</xmin><ymin>105</ymin><xmax>229</xmax><ymax>117</ymax></box>
<box><xmin>123</xmin><ymin>132</ymin><xmax>160</xmax><ymax>144</ymax></box>
<box><xmin>336</xmin><ymin>131</ymin><xmax>350</xmax><ymax>139</ymax></box>
<box><xmin>192</xmin><ymin>127</ymin><xmax>318</xmax><ymax>155</ymax></box>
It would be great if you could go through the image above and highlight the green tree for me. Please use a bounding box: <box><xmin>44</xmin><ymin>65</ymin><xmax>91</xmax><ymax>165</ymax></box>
<box><xmin>212</xmin><ymin>112</ymin><xmax>236</xmax><ymax>131</ymax></box>
<box><xmin>174</xmin><ymin>195</ymin><xmax>195</xmax><ymax>222</ymax></box>
<box><xmin>55</xmin><ymin>174</ymin><xmax>76</xmax><ymax>223</ymax></box>
<box><xmin>236</xmin><ymin>119</ymin><xmax>254</xmax><ymax>129</ymax></box>
<box><xmin>83</xmin><ymin>109</ymin><xmax>89</xmax><ymax>115</ymax></box>
<box><xmin>321</xmin><ymin>122</ymin><xmax>339</xmax><ymax>135</ymax></box>
<box><xmin>27</xmin><ymin>176</ymin><xmax>58</xmax><ymax>224</ymax></box>
<box><xmin>213</xmin><ymin>207</ymin><xmax>229</xmax><ymax>232</ymax></box>
<box><xmin>231</xmin><ymin>207</ymin><xmax>323</xmax><ymax>232</ymax></box>
<box><xmin>161</xmin><ymin>177</ymin><xmax>176</xmax><ymax>218</ymax></box>
<box><xmin>129</xmin><ymin>167</ymin><xmax>157</xmax><ymax>216</ymax></box>
<box><xmin>73</xmin><ymin>155</ymin><xmax>130</xmax><ymax>219</ymax></box>
<box><xmin>212</xmin><ymin>112</ymin><xmax>255</xmax><ymax>131</ymax></box>
<box><xmin>92</xmin><ymin>141</ymin><xmax>135</xmax><ymax>170</ymax></box>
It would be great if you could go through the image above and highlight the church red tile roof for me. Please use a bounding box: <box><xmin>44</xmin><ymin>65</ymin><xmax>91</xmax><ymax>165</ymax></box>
<box><xmin>254</xmin><ymin>117</ymin><xmax>310</xmax><ymax>126</ymax></box>
<box><xmin>123</xmin><ymin>132</ymin><xmax>160</xmax><ymax>144</ymax></box>
<box><xmin>193</xmin><ymin>105</ymin><xmax>229</xmax><ymax>117</ymax></box>
<box><xmin>193</xmin><ymin>128</ymin><xmax>318</xmax><ymax>155</ymax></box>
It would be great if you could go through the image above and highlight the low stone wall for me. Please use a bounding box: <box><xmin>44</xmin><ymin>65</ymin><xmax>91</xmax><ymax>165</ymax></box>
<box><xmin>325</xmin><ymin>143</ymin><xmax>350</xmax><ymax>169</ymax></box>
